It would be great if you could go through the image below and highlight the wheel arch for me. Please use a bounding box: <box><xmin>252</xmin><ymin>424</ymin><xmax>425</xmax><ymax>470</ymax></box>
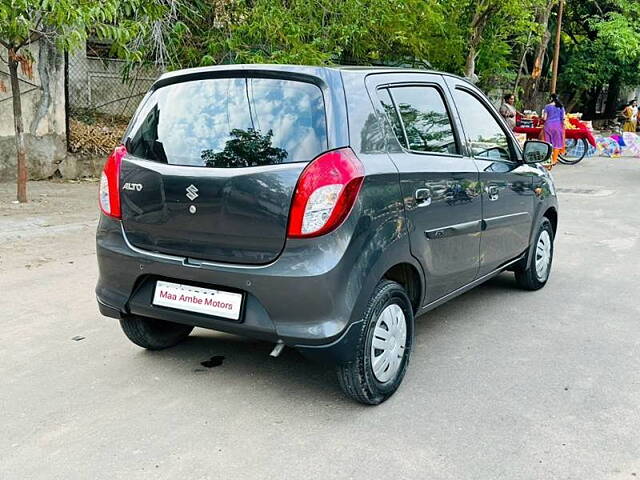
<box><xmin>382</xmin><ymin>262</ymin><xmax>423</xmax><ymax>314</ymax></box>
<box><xmin>543</xmin><ymin>206</ymin><xmax>558</xmax><ymax>236</ymax></box>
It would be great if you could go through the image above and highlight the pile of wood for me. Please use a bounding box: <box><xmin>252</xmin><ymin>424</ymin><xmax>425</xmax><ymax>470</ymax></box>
<box><xmin>68</xmin><ymin>117</ymin><xmax>128</xmax><ymax>155</ymax></box>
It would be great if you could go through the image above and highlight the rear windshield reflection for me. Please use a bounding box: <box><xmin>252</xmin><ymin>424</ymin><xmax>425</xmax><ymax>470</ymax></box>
<box><xmin>126</xmin><ymin>77</ymin><xmax>327</xmax><ymax>167</ymax></box>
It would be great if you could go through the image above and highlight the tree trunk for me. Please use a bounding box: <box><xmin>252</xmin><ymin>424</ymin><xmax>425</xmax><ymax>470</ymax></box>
<box><xmin>565</xmin><ymin>88</ymin><xmax>584</xmax><ymax>113</ymax></box>
<box><xmin>514</xmin><ymin>32</ymin><xmax>533</xmax><ymax>96</ymax></box>
<box><xmin>522</xmin><ymin>0</ymin><xmax>556</xmax><ymax>106</ymax></box>
<box><xmin>8</xmin><ymin>51</ymin><xmax>28</xmax><ymax>203</ymax></box>
<box><xmin>584</xmin><ymin>87</ymin><xmax>602</xmax><ymax>120</ymax></box>
<box><xmin>465</xmin><ymin>42</ymin><xmax>477</xmax><ymax>80</ymax></box>
<box><xmin>531</xmin><ymin>2</ymin><xmax>555</xmax><ymax>80</ymax></box>
<box><xmin>465</xmin><ymin>5</ymin><xmax>491</xmax><ymax>81</ymax></box>
<box><xmin>604</xmin><ymin>78</ymin><xmax>621</xmax><ymax>118</ymax></box>
<box><xmin>549</xmin><ymin>0</ymin><xmax>564</xmax><ymax>94</ymax></box>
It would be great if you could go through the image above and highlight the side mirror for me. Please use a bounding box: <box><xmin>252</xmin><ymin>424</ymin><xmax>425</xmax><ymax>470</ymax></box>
<box><xmin>522</xmin><ymin>140</ymin><xmax>553</xmax><ymax>164</ymax></box>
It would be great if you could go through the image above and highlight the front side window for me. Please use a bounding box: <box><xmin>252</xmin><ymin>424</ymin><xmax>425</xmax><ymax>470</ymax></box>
<box><xmin>385</xmin><ymin>86</ymin><xmax>458</xmax><ymax>154</ymax></box>
<box><xmin>453</xmin><ymin>89</ymin><xmax>513</xmax><ymax>162</ymax></box>
<box><xmin>126</xmin><ymin>77</ymin><xmax>327</xmax><ymax>168</ymax></box>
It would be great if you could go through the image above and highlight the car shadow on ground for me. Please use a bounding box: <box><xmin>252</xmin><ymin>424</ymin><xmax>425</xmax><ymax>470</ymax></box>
<box><xmin>140</xmin><ymin>331</ymin><xmax>350</xmax><ymax>404</ymax></box>
<box><xmin>136</xmin><ymin>272</ymin><xmax>524</xmax><ymax>404</ymax></box>
<box><xmin>415</xmin><ymin>272</ymin><xmax>523</xmax><ymax>324</ymax></box>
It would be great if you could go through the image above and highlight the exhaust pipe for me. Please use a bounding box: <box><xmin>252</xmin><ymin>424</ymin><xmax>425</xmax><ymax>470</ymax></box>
<box><xmin>270</xmin><ymin>340</ymin><xmax>285</xmax><ymax>358</ymax></box>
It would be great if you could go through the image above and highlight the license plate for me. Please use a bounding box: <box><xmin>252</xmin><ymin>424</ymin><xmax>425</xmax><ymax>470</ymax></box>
<box><xmin>152</xmin><ymin>280</ymin><xmax>243</xmax><ymax>320</ymax></box>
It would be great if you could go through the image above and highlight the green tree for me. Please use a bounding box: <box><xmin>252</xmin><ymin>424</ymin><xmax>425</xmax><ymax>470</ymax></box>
<box><xmin>518</xmin><ymin>0</ymin><xmax>557</xmax><ymax>107</ymax></box>
<box><xmin>158</xmin><ymin>0</ymin><xmax>546</xmax><ymax>89</ymax></box>
<box><xmin>202</xmin><ymin>128</ymin><xmax>288</xmax><ymax>168</ymax></box>
<box><xmin>163</xmin><ymin>0</ymin><xmax>453</xmax><ymax>68</ymax></box>
<box><xmin>0</xmin><ymin>0</ymin><xmax>175</xmax><ymax>202</ymax></box>
<box><xmin>560</xmin><ymin>0</ymin><xmax>640</xmax><ymax>116</ymax></box>
<box><xmin>415</xmin><ymin>0</ymin><xmax>546</xmax><ymax>84</ymax></box>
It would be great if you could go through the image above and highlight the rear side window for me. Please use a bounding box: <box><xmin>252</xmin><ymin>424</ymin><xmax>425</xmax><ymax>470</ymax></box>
<box><xmin>126</xmin><ymin>77</ymin><xmax>327</xmax><ymax>167</ymax></box>
<box><xmin>381</xmin><ymin>86</ymin><xmax>458</xmax><ymax>154</ymax></box>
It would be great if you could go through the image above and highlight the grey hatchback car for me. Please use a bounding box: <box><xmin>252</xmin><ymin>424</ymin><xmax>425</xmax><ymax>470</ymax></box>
<box><xmin>96</xmin><ymin>65</ymin><xmax>558</xmax><ymax>404</ymax></box>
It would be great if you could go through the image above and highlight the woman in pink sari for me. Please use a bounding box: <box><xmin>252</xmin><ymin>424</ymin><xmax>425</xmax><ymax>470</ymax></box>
<box><xmin>542</xmin><ymin>93</ymin><xmax>566</xmax><ymax>168</ymax></box>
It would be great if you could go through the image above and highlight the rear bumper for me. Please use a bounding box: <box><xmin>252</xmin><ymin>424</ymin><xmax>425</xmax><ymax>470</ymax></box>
<box><xmin>96</xmin><ymin>214</ymin><xmax>370</xmax><ymax>362</ymax></box>
<box><xmin>98</xmin><ymin>287</ymin><xmax>363</xmax><ymax>364</ymax></box>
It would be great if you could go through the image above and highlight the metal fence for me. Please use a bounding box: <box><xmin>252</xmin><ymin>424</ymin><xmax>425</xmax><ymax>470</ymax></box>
<box><xmin>65</xmin><ymin>42</ymin><xmax>163</xmax><ymax>154</ymax></box>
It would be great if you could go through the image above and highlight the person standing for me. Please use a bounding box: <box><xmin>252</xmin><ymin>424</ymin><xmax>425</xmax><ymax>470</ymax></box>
<box><xmin>499</xmin><ymin>93</ymin><xmax>519</xmax><ymax>129</ymax></box>
<box><xmin>622</xmin><ymin>99</ymin><xmax>638</xmax><ymax>132</ymax></box>
<box><xmin>541</xmin><ymin>93</ymin><xmax>566</xmax><ymax>168</ymax></box>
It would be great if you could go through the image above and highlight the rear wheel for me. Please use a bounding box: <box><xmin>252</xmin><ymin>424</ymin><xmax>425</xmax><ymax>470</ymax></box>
<box><xmin>120</xmin><ymin>315</ymin><xmax>193</xmax><ymax>350</ymax></box>
<box><xmin>558</xmin><ymin>138</ymin><xmax>588</xmax><ymax>165</ymax></box>
<box><xmin>336</xmin><ymin>280</ymin><xmax>414</xmax><ymax>405</ymax></box>
<box><xmin>514</xmin><ymin>218</ymin><xmax>554</xmax><ymax>290</ymax></box>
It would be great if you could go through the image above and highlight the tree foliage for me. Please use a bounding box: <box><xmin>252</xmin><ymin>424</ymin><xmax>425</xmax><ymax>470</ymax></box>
<box><xmin>561</xmin><ymin>0</ymin><xmax>640</xmax><ymax>112</ymax></box>
<box><xmin>0</xmin><ymin>0</ymin><xmax>638</xmax><ymax>202</ymax></box>
<box><xmin>159</xmin><ymin>0</ymin><xmax>457</xmax><ymax>69</ymax></box>
<box><xmin>0</xmin><ymin>0</ymin><xmax>176</xmax><ymax>54</ymax></box>
<box><xmin>0</xmin><ymin>0</ymin><xmax>177</xmax><ymax>201</ymax></box>
<box><xmin>202</xmin><ymin>128</ymin><xmax>288</xmax><ymax>168</ymax></box>
<box><xmin>156</xmin><ymin>0</ymin><xmax>542</xmax><ymax>89</ymax></box>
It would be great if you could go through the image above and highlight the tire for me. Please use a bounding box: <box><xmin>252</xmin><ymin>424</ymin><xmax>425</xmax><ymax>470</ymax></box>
<box><xmin>514</xmin><ymin>218</ymin><xmax>554</xmax><ymax>290</ymax></box>
<box><xmin>558</xmin><ymin>138</ymin><xmax>588</xmax><ymax>165</ymax></box>
<box><xmin>336</xmin><ymin>280</ymin><xmax>414</xmax><ymax>405</ymax></box>
<box><xmin>119</xmin><ymin>315</ymin><xmax>194</xmax><ymax>350</ymax></box>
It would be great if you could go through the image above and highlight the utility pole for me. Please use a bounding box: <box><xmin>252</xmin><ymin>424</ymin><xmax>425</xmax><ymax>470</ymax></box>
<box><xmin>550</xmin><ymin>0</ymin><xmax>564</xmax><ymax>94</ymax></box>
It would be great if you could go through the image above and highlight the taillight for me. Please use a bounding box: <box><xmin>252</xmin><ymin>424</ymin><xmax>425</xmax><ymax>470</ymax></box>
<box><xmin>99</xmin><ymin>145</ymin><xmax>127</xmax><ymax>219</ymax></box>
<box><xmin>287</xmin><ymin>148</ymin><xmax>364</xmax><ymax>238</ymax></box>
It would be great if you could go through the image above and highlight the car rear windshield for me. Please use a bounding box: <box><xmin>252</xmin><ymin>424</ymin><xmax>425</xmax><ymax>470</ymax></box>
<box><xmin>125</xmin><ymin>77</ymin><xmax>328</xmax><ymax>168</ymax></box>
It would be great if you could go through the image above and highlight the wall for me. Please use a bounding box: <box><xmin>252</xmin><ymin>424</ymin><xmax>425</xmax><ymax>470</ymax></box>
<box><xmin>0</xmin><ymin>41</ymin><xmax>66</xmax><ymax>181</ymax></box>
<box><xmin>621</xmin><ymin>86</ymin><xmax>640</xmax><ymax>104</ymax></box>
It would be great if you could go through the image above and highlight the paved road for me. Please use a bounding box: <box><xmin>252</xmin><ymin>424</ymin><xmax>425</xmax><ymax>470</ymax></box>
<box><xmin>1</xmin><ymin>156</ymin><xmax>639</xmax><ymax>479</ymax></box>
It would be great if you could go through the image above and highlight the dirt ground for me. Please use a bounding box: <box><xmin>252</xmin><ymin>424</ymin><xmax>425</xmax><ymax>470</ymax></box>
<box><xmin>0</xmin><ymin>179</ymin><xmax>99</xmax><ymax>271</ymax></box>
<box><xmin>1</xmin><ymin>154</ymin><xmax>640</xmax><ymax>479</ymax></box>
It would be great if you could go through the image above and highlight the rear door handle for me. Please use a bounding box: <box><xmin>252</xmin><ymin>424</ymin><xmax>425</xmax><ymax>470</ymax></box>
<box><xmin>486</xmin><ymin>185</ymin><xmax>499</xmax><ymax>201</ymax></box>
<box><xmin>415</xmin><ymin>188</ymin><xmax>432</xmax><ymax>207</ymax></box>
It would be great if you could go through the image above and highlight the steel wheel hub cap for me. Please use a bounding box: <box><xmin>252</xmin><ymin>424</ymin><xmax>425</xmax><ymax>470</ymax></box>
<box><xmin>535</xmin><ymin>230</ymin><xmax>552</xmax><ymax>281</ymax></box>
<box><xmin>371</xmin><ymin>303</ymin><xmax>407</xmax><ymax>383</ymax></box>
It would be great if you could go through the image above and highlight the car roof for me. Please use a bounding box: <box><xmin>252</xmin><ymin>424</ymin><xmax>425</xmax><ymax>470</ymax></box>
<box><xmin>154</xmin><ymin>64</ymin><xmax>467</xmax><ymax>87</ymax></box>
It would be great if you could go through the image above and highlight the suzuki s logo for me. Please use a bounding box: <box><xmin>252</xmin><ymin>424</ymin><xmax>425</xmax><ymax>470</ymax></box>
<box><xmin>122</xmin><ymin>182</ymin><xmax>143</xmax><ymax>192</ymax></box>
<box><xmin>186</xmin><ymin>184</ymin><xmax>199</xmax><ymax>201</ymax></box>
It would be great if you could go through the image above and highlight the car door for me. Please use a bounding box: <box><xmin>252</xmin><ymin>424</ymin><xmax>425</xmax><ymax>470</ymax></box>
<box><xmin>368</xmin><ymin>74</ymin><xmax>482</xmax><ymax>303</ymax></box>
<box><xmin>444</xmin><ymin>77</ymin><xmax>537</xmax><ymax>275</ymax></box>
